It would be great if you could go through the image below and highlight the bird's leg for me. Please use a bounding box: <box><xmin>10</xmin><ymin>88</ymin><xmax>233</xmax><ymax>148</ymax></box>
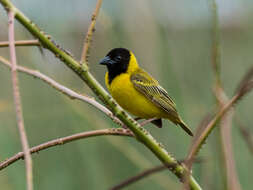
<box><xmin>134</xmin><ymin>117</ymin><xmax>141</xmax><ymax>121</ymax></box>
<box><xmin>122</xmin><ymin>118</ymin><xmax>161</xmax><ymax>128</ymax></box>
<box><xmin>139</xmin><ymin>118</ymin><xmax>158</xmax><ymax>127</ymax></box>
<box><xmin>121</xmin><ymin>117</ymin><xmax>158</xmax><ymax>128</ymax></box>
<box><xmin>151</xmin><ymin>119</ymin><xmax>163</xmax><ymax>128</ymax></box>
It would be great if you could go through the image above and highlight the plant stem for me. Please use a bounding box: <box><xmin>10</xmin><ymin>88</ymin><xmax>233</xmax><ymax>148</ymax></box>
<box><xmin>80</xmin><ymin>0</ymin><xmax>102</xmax><ymax>63</ymax></box>
<box><xmin>7</xmin><ymin>10</ymin><xmax>33</xmax><ymax>190</ymax></box>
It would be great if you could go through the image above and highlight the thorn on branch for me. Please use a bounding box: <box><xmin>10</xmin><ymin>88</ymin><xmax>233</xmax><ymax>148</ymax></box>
<box><xmin>91</xmin><ymin>14</ymin><xmax>96</xmax><ymax>21</ymax></box>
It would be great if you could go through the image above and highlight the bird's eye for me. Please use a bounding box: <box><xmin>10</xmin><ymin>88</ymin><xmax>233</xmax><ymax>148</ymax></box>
<box><xmin>115</xmin><ymin>55</ymin><xmax>122</xmax><ymax>61</ymax></box>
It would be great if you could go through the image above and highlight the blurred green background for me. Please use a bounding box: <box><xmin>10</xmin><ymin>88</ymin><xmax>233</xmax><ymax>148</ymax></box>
<box><xmin>0</xmin><ymin>0</ymin><xmax>253</xmax><ymax>189</ymax></box>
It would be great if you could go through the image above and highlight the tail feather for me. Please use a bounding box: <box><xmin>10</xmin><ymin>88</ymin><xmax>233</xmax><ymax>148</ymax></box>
<box><xmin>178</xmin><ymin>120</ymin><xmax>193</xmax><ymax>136</ymax></box>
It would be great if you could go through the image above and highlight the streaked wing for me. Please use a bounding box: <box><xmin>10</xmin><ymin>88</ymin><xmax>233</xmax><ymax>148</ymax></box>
<box><xmin>130</xmin><ymin>69</ymin><xmax>178</xmax><ymax>117</ymax></box>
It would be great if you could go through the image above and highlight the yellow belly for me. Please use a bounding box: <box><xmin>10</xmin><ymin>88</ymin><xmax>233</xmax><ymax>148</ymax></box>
<box><xmin>106</xmin><ymin>73</ymin><xmax>168</xmax><ymax>119</ymax></box>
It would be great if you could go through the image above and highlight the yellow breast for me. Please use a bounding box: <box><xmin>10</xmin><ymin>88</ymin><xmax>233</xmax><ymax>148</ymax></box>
<box><xmin>105</xmin><ymin>72</ymin><xmax>167</xmax><ymax>119</ymax></box>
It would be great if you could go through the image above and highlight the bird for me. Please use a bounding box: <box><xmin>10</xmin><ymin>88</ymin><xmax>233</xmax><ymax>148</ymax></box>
<box><xmin>99</xmin><ymin>48</ymin><xmax>193</xmax><ymax>136</ymax></box>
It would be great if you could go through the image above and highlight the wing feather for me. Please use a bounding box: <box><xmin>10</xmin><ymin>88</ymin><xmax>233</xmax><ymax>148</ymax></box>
<box><xmin>130</xmin><ymin>69</ymin><xmax>178</xmax><ymax>117</ymax></box>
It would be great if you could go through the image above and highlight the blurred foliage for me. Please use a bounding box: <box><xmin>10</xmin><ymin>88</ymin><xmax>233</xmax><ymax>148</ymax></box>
<box><xmin>0</xmin><ymin>0</ymin><xmax>253</xmax><ymax>190</ymax></box>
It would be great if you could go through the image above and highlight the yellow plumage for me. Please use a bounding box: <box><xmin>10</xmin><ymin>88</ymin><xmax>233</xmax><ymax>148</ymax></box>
<box><xmin>105</xmin><ymin>71</ymin><xmax>168</xmax><ymax>119</ymax></box>
<box><xmin>101</xmin><ymin>48</ymin><xmax>193</xmax><ymax>136</ymax></box>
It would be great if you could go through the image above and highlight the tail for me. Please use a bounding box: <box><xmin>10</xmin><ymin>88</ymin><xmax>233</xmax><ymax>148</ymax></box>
<box><xmin>178</xmin><ymin>120</ymin><xmax>193</xmax><ymax>136</ymax></box>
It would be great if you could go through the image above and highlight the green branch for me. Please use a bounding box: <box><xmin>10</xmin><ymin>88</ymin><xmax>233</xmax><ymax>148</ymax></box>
<box><xmin>0</xmin><ymin>0</ymin><xmax>201</xmax><ymax>189</ymax></box>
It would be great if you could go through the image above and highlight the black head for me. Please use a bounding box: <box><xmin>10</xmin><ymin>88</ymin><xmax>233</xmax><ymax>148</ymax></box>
<box><xmin>99</xmin><ymin>48</ymin><xmax>131</xmax><ymax>83</ymax></box>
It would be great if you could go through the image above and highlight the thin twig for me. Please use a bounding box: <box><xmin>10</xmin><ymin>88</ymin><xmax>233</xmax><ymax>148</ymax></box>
<box><xmin>110</xmin><ymin>165</ymin><xmax>167</xmax><ymax>190</ymax></box>
<box><xmin>0</xmin><ymin>39</ymin><xmax>40</xmax><ymax>47</ymax></box>
<box><xmin>0</xmin><ymin>56</ymin><xmax>124</xmax><ymax>127</ymax></box>
<box><xmin>0</xmin><ymin>128</ymin><xmax>133</xmax><ymax>171</ymax></box>
<box><xmin>8</xmin><ymin>11</ymin><xmax>33</xmax><ymax>190</ymax></box>
<box><xmin>80</xmin><ymin>0</ymin><xmax>102</xmax><ymax>63</ymax></box>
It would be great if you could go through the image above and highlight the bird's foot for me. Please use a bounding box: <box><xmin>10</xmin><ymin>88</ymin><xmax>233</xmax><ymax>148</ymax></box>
<box><xmin>121</xmin><ymin>117</ymin><xmax>160</xmax><ymax>128</ymax></box>
<box><xmin>139</xmin><ymin>118</ymin><xmax>158</xmax><ymax>127</ymax></box>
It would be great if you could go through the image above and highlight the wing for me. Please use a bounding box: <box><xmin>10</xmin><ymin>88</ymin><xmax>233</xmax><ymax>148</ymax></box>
<box><xmin>130</xmin><ymin>69</ymin><xmax>178</xmax><ymax>117</ymax></box>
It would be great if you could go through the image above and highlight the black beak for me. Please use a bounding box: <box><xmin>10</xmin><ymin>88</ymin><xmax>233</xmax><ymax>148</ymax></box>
<box><xmin>99</xmin><ymin>56</ymin><xmax>114</xmax><ymax>66</ymax></box>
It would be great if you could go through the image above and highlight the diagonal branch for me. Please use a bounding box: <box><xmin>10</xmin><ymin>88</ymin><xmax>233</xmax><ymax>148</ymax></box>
<box><xmin>110</xmin><ymin>165</ymin><xmax>168</xmax><ymax>190</ymax></box>
<box><xmin>0</xmin><ymin>56</ymin><xmax>124</xmax><ymax>127</ymax></box>
<box><xmin>0</xmin><ymin>128</ymin><xmax>133</xmax><ymax>171</ymax></box>
<box><xmin>80</xmin><ymin>0</ymin><xmax>102</xmax><ymax>63</ymax></box>
<box><xmin>7</xmin><ymin>11</ymin><xmax>33</xmax><ymax>190</ymax></box>
<box><xmin>0</xmin><ymin>39</ymin><xmax>40</xmax><ymax>47</ymax></box>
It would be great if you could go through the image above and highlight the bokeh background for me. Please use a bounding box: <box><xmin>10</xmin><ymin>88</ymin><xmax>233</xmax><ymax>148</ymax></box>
<box><xmin>0</xmin><ymin>0</ymin><xmax>253</xmax><ymax>189</ymax></box>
